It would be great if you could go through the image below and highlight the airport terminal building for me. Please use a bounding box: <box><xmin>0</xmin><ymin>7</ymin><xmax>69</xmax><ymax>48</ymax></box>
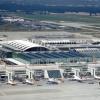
<box><xmin>0</xmin><ymin>39</ymin><xmax>94</xmax><ymax>64</ymax></box>
<box><xmin>0</xmin><ymin>37</ymin><xmax>100</xmax><ymax>83</ymax></box>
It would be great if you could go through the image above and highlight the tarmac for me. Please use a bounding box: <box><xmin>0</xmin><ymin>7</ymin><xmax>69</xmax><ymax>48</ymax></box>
<box><xmin>0</xmin><ymin>31</ymin><xmax>89</xmax><ymax>40</ymax></box>
<box><xmin>0</xmin><ymin>31</ymin><xmax>71</xmax><ymax>40</ymax></box>
<box><xmin>0</xmin><ymin>79</ymin><xmax>100</xmax><ymax>100</ymax></box>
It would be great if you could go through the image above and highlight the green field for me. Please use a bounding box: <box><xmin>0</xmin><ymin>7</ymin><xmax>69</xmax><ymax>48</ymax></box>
<box><xmin>16</xmin><ymin>13</ymin><xmax>100</xmax><ymax>24</ymax></box>
<box><xmin>1</xmin><ymin>12</ymin><xmax>100</xmax><ymax>38</ymax></box>
<box><xmin>15</xmin><ymin>13</ymin><xmax>100</xmax><ymax>38</ymax></box>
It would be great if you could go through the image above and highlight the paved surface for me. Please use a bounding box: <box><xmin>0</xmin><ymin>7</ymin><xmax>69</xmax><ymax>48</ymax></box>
<box><xmin>0</xmin><ymin>80</ymin><xmax>100</xmax><ymax>100</ymax></box>
<box><xmin>0</xmin><ymin>31</ymin><xmax>91</xmax><ymax>40</ymax></box>
<box><xmin>0</xmin><ymin>31</ymin><xmax>72</xmax><ymax>40</ymax></box>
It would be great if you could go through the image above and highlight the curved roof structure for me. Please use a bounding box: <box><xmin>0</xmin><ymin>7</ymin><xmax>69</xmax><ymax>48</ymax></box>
<box><xmin>40</xmin><ymin>39</ymin><xmax>70</xmax><ymax>44</ymax></box>
<box><xmin>3</xmin><ymin>40</ymin><xmax>49</xmax><ymax>51</ymax></box>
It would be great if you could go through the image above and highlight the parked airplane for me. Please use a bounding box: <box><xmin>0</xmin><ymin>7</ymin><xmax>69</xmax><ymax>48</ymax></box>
<box><xmin>94</xmin><ymin>73</ymin><xmax>100</xmax><ymax>80</ymax></box>
<box><xmin>90</xmin><ymin>68</ymin><xmax>100</xmax><ymax>80</ymax></box>
<box><xmin>47</xmin><ymin>78</ymin><xmax>61</xmax><ymax>84</ymax></box>
<box><xmin>69</xmin><ymin>75</ymin><xmax>87</xmax><ymax>82</ymax></box>
<box><xmin>7</xmin><ymin>80</ymin><xmax>16</xmax><ymax>85</ymax></box>
<box><xmin>23</xmin><ymin>79</ymin><xmax>34</xmax><ymax>85</ymax></box>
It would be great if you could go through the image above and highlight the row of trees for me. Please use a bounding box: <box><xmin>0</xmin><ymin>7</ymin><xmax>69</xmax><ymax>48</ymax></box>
<box><xmin>0</xmin><ymin>3</ymin><xmax>100</xmax><ymax>14</ymax></box>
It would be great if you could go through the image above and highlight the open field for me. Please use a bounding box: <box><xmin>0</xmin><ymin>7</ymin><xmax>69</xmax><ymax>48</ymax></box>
<box><xmin>0</xmin><ymin>13</ymin><xmax>100</xmax><ymax>38</ymax></box>
<box><xmin>11</xmin><ymin>13</ymin><xmax>100</xmax><ymax>38</ymax></box>
<box><xmin>16</xmin><ymin>13</ymin><xmax>100</xmax><ymax>24</ymax></box>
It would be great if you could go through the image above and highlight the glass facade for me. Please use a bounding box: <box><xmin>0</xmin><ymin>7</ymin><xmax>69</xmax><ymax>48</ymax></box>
<box><xmin>12</xmin><ymin>52</ymin><xmax>92</xmax><ymax>64</ymax></box>
<box><xmin>47</xmin><ymin>70</ymin><xmax>61</xmax><ymax>78</ymax></box>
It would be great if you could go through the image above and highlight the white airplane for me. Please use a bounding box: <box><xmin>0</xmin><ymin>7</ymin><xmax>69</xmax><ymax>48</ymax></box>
<box><xmin>90</xmin><ymin>69</ymin><xmax>100</xmax><ymax>80</ymax></box>
<box><xmin>7</xmin><ymin>80</ymin><xmax>16</xmax><ymax>85</ymax></box>
<box><xmin>24</xmin><ymin>79</ymin><xmax>34</xmax><ymax>85</ymax></box>
<box><xmin>47</xmin><ymin>78</ymin><xmax>61</xmax><ymax>84</ymax></box>
<box><xmin>94</xmin><ymin>74</ymin><xmax>100</xmax><ymax>80</ymax></box>
<box><xmin>69</xmin><ymin>75</ymin><xmax>86</xmax><ymax>82</ymax></box>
